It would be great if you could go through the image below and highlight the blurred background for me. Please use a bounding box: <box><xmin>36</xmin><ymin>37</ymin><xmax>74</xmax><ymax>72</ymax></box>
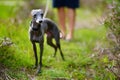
<box><xmin>0</xmin><ymin>0</ymin><xmax>120</xmax><ymax>80</ymax></box>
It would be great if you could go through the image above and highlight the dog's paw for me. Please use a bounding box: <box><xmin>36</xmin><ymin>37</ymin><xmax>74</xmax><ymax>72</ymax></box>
<box><xmin>33</xmin><ymin>65</ymin><xmax>37</xmax><ymax>69</ymax></box>
<box><xmin>35</xmin><ymin>69</ymin><xmax>42</xmax><ymax>75</ymax></box>
<box><xmin>35</xmin><ymin>65</ymin><xmax>42</xmax><ymax>74</ymax></box>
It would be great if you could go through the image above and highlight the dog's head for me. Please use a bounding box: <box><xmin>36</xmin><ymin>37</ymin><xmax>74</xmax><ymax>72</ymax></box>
<box><xmin>31</xmin><ymin>9</ymin><xmax>43</xmax><ymax>24</ymax></box>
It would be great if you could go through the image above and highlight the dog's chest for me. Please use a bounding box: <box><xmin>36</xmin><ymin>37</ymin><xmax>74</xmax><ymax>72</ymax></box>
<box><xmin>31</xmin><ymin>31</ymin><xmax>41</xmax><ymax>42</ymax></box>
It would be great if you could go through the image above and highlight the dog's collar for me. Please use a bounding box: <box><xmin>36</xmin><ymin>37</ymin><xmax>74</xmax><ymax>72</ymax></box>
<box><xmin>32</xmin><ymin>28</ymin><xmax>39</xmax><ymax>31</ymax></box>
<box><xmin>31</xmin><ymin>21</ymin><xmax>41</xmax><ymax>31</ymax></box>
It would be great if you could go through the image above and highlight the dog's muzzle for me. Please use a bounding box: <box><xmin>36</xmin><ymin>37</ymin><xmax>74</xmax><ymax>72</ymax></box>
<box><xmin>36</xmin><ymin>19</ymin><xmax>43</xmax><ymax>24</ymax></box>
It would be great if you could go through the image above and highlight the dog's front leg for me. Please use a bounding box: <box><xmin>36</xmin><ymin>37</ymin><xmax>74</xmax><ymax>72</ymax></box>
<box><xmin>36</xmin><ymin>23</ymin><xmax>46</xmax><ymax>74</ymax></box>
<box><xmin>36</xmin><ymin>41</ymin><xmax>44</xmax><ymax>73</ymax></box>
<box><xmin>32</xmin><ymin>42</ymin><xmax>38</xmax><ymax>69</ymax></box>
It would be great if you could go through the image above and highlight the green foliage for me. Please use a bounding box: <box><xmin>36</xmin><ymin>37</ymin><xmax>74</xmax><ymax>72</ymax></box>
<box><xmin>0</xmin><ymin>0</ymin><xmax>23</xmax><ymax>19</ymax></box>
<box><xmin>105</xmin><ymin>2</ymin><xmax>120</xmax><ymax>40</ymax></box>
<box><xmin>104</xmin><ymin>0</ymin><xmax>120</xmax><ymax>79</ymax></box>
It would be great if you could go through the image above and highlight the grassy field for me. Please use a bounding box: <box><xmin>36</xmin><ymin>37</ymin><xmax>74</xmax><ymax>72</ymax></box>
<box><xmin>0</xmin><ymin>1</ymin><xmax>116</xmax><ymax>80</ymax></box>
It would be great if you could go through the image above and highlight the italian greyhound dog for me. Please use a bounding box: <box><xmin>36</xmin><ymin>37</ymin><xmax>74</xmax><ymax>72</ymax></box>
<box><xmin>29</xmin><ymin>9</ymin><xmax>65</xmax><ymax>74</ymax></box>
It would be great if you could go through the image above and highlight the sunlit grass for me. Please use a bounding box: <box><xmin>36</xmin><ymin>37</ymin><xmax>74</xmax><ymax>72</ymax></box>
<box><xmin>0</xmin><ymin>20</ymin><xmax>109</xmax><ymax>79</ymax></box>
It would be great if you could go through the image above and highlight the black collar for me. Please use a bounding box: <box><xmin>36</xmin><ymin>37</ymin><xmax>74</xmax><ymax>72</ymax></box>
<box><xmin>32</xmin><ymin>28</ymin><xmax>39</xmax><ymax>31</ymax></box>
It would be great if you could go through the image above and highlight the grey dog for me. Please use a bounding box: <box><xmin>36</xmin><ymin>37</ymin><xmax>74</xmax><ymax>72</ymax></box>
<box><xmin>29</xmin><ymin>9</ymin><xmax>65</xmax><ymax>74</ymax></box>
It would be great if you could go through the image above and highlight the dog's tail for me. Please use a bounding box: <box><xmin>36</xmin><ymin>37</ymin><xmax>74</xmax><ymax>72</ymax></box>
<box><xmin>43</xmin><ymin>0</ymin><xmax>49</xmax><ymax>19</ymax></box>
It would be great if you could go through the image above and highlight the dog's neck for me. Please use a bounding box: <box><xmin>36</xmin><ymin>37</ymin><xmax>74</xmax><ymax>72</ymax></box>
<box><xmin>31</xmin><ymin>20</ymin><xmax>41</xmax><ymax>31</ymax></box>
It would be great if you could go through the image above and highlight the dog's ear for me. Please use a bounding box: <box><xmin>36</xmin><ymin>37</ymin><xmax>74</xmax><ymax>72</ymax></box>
<box><xmin>38</xmin><ymin>9</ymin><xmax>43</xmax><ymax>13</ymax></box>
<box><xmin>38</xmin><ymin>9</ymin><xmax>44</xmax><ymax>16</ymax></box>
<box><xmin>31</xmin><ymin>10</ymin><xmax>36</xmax><ymax>16</ymax></box>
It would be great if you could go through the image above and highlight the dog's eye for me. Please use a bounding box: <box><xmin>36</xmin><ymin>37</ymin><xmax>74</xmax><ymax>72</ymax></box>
<box><xmin>41</xmin><ymin>14</ymin><xmax>43</xmax><ymax>17</ymax></box>
<box><xmin>33</xmin><ymin>14</ymin><xmax>36</xmax><ymax>18</ymax></box>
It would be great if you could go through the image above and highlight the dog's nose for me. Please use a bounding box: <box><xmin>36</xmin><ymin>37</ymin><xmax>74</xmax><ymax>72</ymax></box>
<box><xmin>39</xmin><ymin>20</ymin><xmax>42</xmax><ymax>23</ymax></box>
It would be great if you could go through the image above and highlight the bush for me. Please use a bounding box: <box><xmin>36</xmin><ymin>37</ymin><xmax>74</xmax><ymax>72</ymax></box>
<box><xmin>104</xmin><ymin>0</ymin><xmax>120</xmax><ymax>79</ymax></box>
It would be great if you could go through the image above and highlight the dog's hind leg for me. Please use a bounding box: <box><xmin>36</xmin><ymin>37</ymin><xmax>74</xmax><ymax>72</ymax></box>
<box><xmin>47</xmin><ymin>36</ymin><xmax>57</xmax><ymax>57</ymax></box>
<box><xmin>32</xmin><ymin>42</ymin><xmax>38</xmax><ymax>69</ymax></box>
<box><xmin>54</xmin><ymin>34</ymin><xmax>65</xmax><ymax>60</ymax></box>
<box><xmin>56</xmin><ymin>42</ymin><xmax>65</xmax><ymax>60</ymax></box>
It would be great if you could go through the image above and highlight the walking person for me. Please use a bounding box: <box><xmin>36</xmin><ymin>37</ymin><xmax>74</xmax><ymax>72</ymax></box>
<box><xmin>52</xmin><ymin>0</ymin><xmax>80</xmax><ymax>41</ymax></box>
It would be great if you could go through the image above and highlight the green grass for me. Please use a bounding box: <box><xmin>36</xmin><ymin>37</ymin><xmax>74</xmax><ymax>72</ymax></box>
<box><xmin>1</xmin><ymin>22</ymin><xmax>114</xmax><ymax>79</ymax></box>
<box><xmin>0</xmin><ymin>1</ymin><xmax>116</xmax><ymax>80</ymax></box>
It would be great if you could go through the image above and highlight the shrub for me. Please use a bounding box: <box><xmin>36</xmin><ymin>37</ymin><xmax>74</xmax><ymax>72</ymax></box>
<box><xmin>104</xmin><ymin>0</ymin><xmax>120</xmax><ymax>79</ymax></box>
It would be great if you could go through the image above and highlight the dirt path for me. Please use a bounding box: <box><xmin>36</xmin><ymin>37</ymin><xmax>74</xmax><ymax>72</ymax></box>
<box><xmin>75</xmin><ymin>10</ymin><xmax>102</xmax><ymax>29</ymax></box>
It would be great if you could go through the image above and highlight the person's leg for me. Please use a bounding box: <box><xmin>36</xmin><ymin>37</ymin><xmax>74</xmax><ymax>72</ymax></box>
<box><xmin>66</xmin><ymin>8</ymin><xmax>76</xmax><ymax>40</ymax></box>
<box><xmin>57</xmin><ymin>7</ymin><xmax>66</xmax><ymax>38</ymax></box>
